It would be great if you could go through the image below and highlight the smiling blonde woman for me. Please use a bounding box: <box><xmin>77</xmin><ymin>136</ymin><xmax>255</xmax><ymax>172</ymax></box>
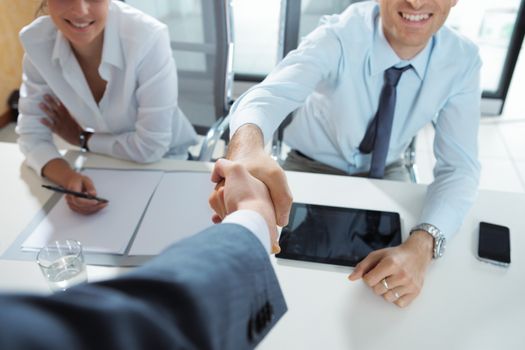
<box><xmin>17</xmin><ymin>0</ymin><xmax>197</xmax><ymax>215</ymax></box>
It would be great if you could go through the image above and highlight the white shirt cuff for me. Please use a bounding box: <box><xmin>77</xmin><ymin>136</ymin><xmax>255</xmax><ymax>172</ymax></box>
<box><xmin>229</xmin><ymin>108</ymin><xmax>275</xmax><ymax>146</ymax></box>
<box><xmin>222</xmin><ymin>210</ymin><xmax>271</xmax><ymax>254</ymax></box>
<box><xmin>88</xmin><ymin>133</ymin><xmax>114</xmax><ymax>156</ymax></box>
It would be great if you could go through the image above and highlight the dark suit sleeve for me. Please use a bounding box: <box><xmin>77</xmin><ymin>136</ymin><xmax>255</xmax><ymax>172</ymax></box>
<box><xmin>0</xmin><ymin>224</ymin><xmax>287</xmax><ymax>350</ymax></box>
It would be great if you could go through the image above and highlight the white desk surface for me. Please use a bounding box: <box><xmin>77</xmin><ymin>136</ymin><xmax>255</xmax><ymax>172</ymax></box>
<box><xmin>1</xmin><ymin>141</ymin><xmax>524</xmax><ymax>349</ymax></box>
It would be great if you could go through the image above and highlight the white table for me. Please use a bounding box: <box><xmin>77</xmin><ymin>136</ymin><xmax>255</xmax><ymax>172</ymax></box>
<box><xmin>2</xmin><ymin>142</ymin><xmax>524</xmax><ymax>349</ymax></box>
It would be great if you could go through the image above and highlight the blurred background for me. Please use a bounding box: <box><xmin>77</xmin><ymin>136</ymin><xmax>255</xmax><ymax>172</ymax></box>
<box><xmin>1</xmin><ymin>0</ymin><xmax>525</xmax><ymax>191</ymax></box>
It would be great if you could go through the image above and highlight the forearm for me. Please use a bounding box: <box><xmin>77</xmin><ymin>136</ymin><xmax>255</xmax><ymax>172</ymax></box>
<box><xmin>420</xmin><ymin>168</ymin><xmax>479</xmax><ymax>239</ymax></box>
<box><xmin>404</xmin><ymin>230</ymin><xmax>433</xmax><ymax>263</ymax></box>
<box><xmin>227</xmin><ymin>124</ymin><xmax>265</xmax><ymax>160</ymax></box>
<box><xmin>41</xmin><ymin>158</ymin><xmax>76</xmax><ymax>187</ymax></box>
<box><xmin>88</xmin><ymin>130</ymin><xmax>172</xmax><ymax>164</ymax></box>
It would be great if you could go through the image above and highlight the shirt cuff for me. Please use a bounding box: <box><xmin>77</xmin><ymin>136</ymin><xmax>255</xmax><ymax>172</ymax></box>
<box><xmin>229</xmin><ymin>108</ymin><xmax>276</xmax><ymax>146</ymax></box>
<box><xmin>222</xmin><ymin>209</ymin><xmax>270</xmax><ymax>254</ymax></box>
<box><xmin>418</xmin><ymin>197</ymin><xmax>465</xmax><ymax>240</ymax></box>
<box><xmin>87</xmin><ymin>133</ymin><xmax>114</xmax><ymax>156</ymax></box>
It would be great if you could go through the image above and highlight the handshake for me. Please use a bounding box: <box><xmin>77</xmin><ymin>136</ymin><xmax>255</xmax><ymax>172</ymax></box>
<box><xmin>208</xmin><ymin>159</ymin><xmax>283</xmax><ymax>254</ymax></box>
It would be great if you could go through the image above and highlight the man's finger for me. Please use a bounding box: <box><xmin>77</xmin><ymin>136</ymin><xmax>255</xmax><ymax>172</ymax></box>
<box><xmin>271</xmin><ymin>241</ymin><xmax>281</xmax><ymax>254</ymax></box>
<box><xmin>393</xmin><ymin>292</ymin><xmax>416</xmax><ymax>308</ymax></box>
<box><xmin>211</xmin><ymin>158</ymin><xmax>233</xmax><ymax>183</ymax></box>
<box><xmin>348</xmin><ymin>251</ymin><xmax>384</xmax><ymax>281</ymax></box>
<box><xmin>270</xmin><ymin>190</ymin><xmax>292</xmax><ymax>227</ymax></box>
<box><xmin>362</xmin><ymin>257</ymin><xmax>397</xmax><ymax>287</ymax></box>
<box><xmin>208</xmin><ymin>189</ymin><xmax>226</xmax><ymax>219</ymax></box>
<box><xmin>266</xmin><ymin>170</ymin><xmax>292</xmax><ymax>226</ymax></box>
<box><xmin>380</xmin><ymin>273</ymin><xmax>408</xmax><ymax>291</ymax></box>
<box><xmin>211</xmin><ymin>213</ymin><xmax>223</xmax><ymax>224</ymax></box>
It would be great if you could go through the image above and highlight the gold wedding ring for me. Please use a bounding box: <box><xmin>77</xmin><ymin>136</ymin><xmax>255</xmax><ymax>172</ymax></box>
<box><xmin>381</xmin><ymin>278</ymin><xmax>389</xmax><ymax>290</ymax></box>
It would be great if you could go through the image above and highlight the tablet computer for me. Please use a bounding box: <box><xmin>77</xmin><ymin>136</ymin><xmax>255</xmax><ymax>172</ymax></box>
<box><xmin>276</xmin><ymin>203</ymin><xmax>402</xmax><ymax>267</ymax></box>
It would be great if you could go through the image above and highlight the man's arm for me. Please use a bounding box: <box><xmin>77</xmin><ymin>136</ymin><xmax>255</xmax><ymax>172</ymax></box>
<box><xmin>419</xmin><ymin>57</ymin><xmax>482</xmax><ymax>240</ymax></box>
<box><xmin>221</xmin><ymin>24</ymin><xmax>345</xmax><ymax>227</ymax></box>
<box><xmin>0</xmin><ymin>161</ymin><xmax>286</xmax><ymax>349</ymax></box>
<box><xmin>349</xmin><ymin>49</ymin><xmax>482</xmax><ymax>309</ymax></box>
<box><xmin>0</xmin><ymin>224</ymin><xmax>285</xmax><ymax>350</ymax></box>
<box><xmin>228</xmin><ymin>23</ymin><xmax>343</xmax><ymax>145</ymax></box>
<box><xmin>226</xmin><ymin>124</ymin><xmax>292</xmax><ymax>227</ymax></box>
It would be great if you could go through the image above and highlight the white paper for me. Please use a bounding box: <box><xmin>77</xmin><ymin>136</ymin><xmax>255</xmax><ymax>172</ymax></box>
<box><xmin>22</xmin><ymin>169</ymin><xmax>164</xmax><ymax>254</ymax></box>
<box><xmin>129</xmin><ymin>171</ymin><xmax>215</xmax><ymax>255</ymax></box>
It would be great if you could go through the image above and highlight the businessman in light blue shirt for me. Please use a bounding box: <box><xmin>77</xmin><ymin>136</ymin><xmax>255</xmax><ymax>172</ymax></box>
<box><xmin>221</xmin><ymin>0</ymin><xmax>481</xmax><ymax>308</ymax></box>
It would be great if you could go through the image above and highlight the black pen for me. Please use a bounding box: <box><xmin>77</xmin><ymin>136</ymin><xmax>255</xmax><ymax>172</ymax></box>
<box><xmin>41</xmin><ymin>185</ymin><xmax>109</xmax><ymax>203</ymax></box>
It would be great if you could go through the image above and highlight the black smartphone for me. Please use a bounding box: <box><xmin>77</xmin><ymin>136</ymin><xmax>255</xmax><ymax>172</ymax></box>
<box><xmin>478</xmin><ymin>222</ymin><xmax>511</xmax><ymax>267</ymax></box>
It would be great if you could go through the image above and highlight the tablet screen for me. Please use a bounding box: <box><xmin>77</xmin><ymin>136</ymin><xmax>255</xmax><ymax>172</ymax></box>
<box><xmin>276</xmin><ymin>203</ymin><xmax>402</xmax><ymax>267</ymax></box>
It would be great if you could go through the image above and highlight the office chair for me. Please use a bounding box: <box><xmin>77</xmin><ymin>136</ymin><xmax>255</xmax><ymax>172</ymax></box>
<box><xmin>272</xmin><ymin>0</ymin><xmax>419</xmax><ymax>183</ymax></box>
<box><xmin>123</xmin><ymin>0</ymin><xmax>234</xmax><ymax>161</ymax></box>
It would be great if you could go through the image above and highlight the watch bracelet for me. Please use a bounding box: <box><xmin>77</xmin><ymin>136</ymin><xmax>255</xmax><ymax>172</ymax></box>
<box><xmin>409</xmin><ymin>223</ymin><xmax>445</xmax><ymax>259</ymax></box>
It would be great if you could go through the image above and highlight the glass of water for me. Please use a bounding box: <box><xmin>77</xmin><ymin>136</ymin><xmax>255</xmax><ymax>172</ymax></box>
<box><xmin>37</xmin><ymin>240</ymin><xmax>87</xmax><ymax>292</ymax></box>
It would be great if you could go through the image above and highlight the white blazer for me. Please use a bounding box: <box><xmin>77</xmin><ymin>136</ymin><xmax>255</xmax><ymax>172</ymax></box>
<box><xmin>17</xmin><ymin>0</ymin><xmax>198</xmax><ymax>174</ymax></box>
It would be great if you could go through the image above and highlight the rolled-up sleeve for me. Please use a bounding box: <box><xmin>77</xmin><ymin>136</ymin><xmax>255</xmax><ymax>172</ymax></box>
<box><xmin>16</xmin><ymin>55</ymin><xmax>62</xmax><ymax>175</ymax></box>
<box><xmin>419</xmin><ymin>55</ymin><xmax>482</xmax><ymax>240</ymax></box>
<box><xmin>88</xmin><ymin>27</ymin><xmax>189</xmax><ymax>163</ymax></box>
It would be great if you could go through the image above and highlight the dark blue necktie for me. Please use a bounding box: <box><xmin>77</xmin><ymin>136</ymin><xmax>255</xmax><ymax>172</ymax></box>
<box><xmin>359</xmin><ymin>65</ymin><xmax>411</xmax><ymax>179</ymax></box>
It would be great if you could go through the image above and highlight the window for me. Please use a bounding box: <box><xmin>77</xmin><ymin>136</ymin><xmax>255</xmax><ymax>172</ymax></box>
<box><xmin>235</xmin><ymin>0</ymin><xmax>525</xmax><ymax>115</ymax></box>
<box><xmin>232</xmin><ymin>0</ymin><xmax>282</xmax><ymax>78</ymax></box>
<box><xmin>447</xmin><ymin>0</ymin><xmax>525</xmax><ymax>115</ymax></box>
<box><xmin>128</xmin><ymin>0</ymin><xmax>524</xmax><ymax>115</ymax></box>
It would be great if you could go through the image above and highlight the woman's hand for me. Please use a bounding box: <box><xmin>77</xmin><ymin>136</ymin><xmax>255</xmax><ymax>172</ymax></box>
<box><xmin>42</xmin><ymin>159</ymin><xmax>107</xmax><ymax>215</ymax></box>
<box><xmin>39</xmin><ymin>94</ymin><xmax>83</xmax><ymax>146</ymax></box>
<box><xmin>63</xmin><ymin>171</ymin><xmax>108</xmax><ymax>215</ymax></box>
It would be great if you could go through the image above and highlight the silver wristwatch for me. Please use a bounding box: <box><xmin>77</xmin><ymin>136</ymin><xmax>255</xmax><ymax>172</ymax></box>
<box><xmin>410</xmin><ymin>223</ymin><xmax>446</xmax><ymax>259</ymax></box>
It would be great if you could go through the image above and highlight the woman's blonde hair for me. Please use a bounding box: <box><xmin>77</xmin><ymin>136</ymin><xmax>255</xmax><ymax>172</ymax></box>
<box><xmin>36</xmin><ymin>0</ymin><xmax>48</xmax><ymax>17</ymax></box>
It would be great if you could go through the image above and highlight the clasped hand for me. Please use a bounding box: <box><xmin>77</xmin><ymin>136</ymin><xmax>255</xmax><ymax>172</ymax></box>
<box><xmin>209</xmin><ymin>159</ymin><xmax>281</xmax><ymax>254</ymax></box>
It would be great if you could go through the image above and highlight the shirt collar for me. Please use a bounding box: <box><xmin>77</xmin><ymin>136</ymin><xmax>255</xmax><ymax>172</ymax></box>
<box><xmin>51</xmin><ymin>30</ymin><xmax>72</xmax><ymax>66</ymax></box>
<box><xmin>100</xmin><ymin>1</ymin><xmax>124</xmax><ymax>72</ymax></box>
<box><xmin>369</xmin><ymin>15</ymin><xmax>433</xmax><ymax>80</ymax></box>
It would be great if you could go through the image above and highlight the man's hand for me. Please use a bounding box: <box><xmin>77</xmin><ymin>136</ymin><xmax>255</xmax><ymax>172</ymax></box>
<box><xmin>209</xmin><ymin>158</ymin><xmax>280</xmax><ymax>253</ymax></box>
<box><xmin>39</xmin><ymin>94</ymin><xmax>84</xmax><ymax>146</ymax></box>
<box><xmin>226</xmin><ymin>124</ymin><xmax>293</xmax><ymax>227</ymax></box>
<box><xmin>348</xmin><ymin>231</ymin><xmax>433</xmax><ymax>308</ymax></box>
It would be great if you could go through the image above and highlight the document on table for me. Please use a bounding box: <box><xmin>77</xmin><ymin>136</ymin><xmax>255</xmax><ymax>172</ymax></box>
<box><xmin>22</xmin><ymin>169</ymin><xmax>164</xmax><ymax>254</ymax></box>
<box><xmin>129</xmin><ymin>171</ymin><xmax>215</xmax><ymax>255</ymax></box>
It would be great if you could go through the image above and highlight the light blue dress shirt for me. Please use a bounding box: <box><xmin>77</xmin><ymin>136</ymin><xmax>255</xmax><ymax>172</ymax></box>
<box><xmin>230</xmin><ymin>2</ymin><xmax>482</xmax><ymax>239</ymax></box>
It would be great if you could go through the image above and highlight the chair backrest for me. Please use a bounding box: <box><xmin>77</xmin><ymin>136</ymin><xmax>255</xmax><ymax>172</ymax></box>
<box><xmin>280</xmin><ymin>0</ymin><xmax>360</xmax><ymax>57</ymax></box>
<box><xmin>272</xmin><ymin>0</ymin><xmax>357</xmax><ymax>160</ymax></box>
<box><xmin>124</xmin><ymin>0</ymin><xmax>234</xmax><ymax>135</ymax></box>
